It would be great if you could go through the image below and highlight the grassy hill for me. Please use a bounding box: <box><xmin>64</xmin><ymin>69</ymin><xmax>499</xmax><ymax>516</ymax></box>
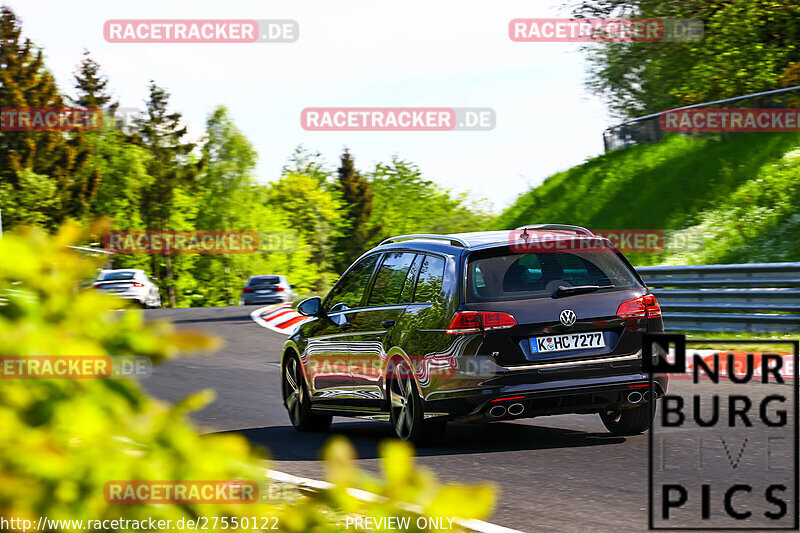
<box><xmin>492</xmin><ymin>133</ymin><xmax>800</xmax><ymax>266</ymax></box>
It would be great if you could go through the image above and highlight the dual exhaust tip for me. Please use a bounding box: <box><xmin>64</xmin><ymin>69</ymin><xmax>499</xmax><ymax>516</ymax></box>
<box><xmin>488</xmin><ymin>390</ymin><xmax>651</xmax><ymax>418</ymax></box>
<box><xmin>627</xmin><ymin>390</ymin><xmax>652</xmax><ymax>404</ymax></box>
<box><xmin>488</xmin><ymin>402</ymin><xmax>525</xmax><ymax>418</ymax></box>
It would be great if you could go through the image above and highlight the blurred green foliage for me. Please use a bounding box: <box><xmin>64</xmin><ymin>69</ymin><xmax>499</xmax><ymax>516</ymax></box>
<box><xmin>571</xmin><ymin>0</ymin><xmax>800</xmax><ymax>119</ymax></box>
<box><xmin>492</xmin><ymin>132</ymin><xmax>800</xmax><ymax>266</ymax></box>
<box><xmin>0</xmin><ymin>225</ymin><xmax>496</xmax><ymax>531</ymax></box>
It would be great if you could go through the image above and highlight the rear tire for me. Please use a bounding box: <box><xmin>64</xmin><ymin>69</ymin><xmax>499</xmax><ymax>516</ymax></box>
<box><xmin>600</xmin><ymin>400</ymin><xmax>656</xmax><ymax>435</ymax></box>
<box><xmin>387</xmin><ymin>358</ymin><xmax>446</xmax><ymax>446</ymax></box>
<box><xmin>282</xmin><ymin>353</ymin><xmax>332</xmax><ymax>432</ymax></box>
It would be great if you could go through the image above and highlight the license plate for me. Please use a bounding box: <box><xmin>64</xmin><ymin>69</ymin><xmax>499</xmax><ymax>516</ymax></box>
<box><xmin>530</xmin><ymin>332</ymin><xmax>605</xmax><ymax>354</ymax></box>
<box><xmin>255</xmin><ymin>289</ymin><xmax>272</xmax><ymax>294</ymax></box>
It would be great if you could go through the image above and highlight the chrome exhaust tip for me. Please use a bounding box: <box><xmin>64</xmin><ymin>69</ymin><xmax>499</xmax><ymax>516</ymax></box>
<box><xmin>507</xmin><ymin>403</ymin><xmax>525</xmax><ymax>416</ymax></box>
<box><xmin>488</xmin><ymin>405</ymin><xmax>507</xmax><ymax>418</ymax></box>
<box><xmin>627</xmin><ymin>391</ymin><xmax>643</xmax><ymax>404</ymax></box>
<box><xmin>643</xmin><ymin>390</ymin><xmax>651</xmax><ymax>402</ymax></box>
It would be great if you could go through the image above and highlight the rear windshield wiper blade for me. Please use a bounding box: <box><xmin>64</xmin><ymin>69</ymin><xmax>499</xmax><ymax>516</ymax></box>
<box><xmin>555</xmin><ymin>284</ymin><xmax>614</xmax><ymax>297</ymax></box>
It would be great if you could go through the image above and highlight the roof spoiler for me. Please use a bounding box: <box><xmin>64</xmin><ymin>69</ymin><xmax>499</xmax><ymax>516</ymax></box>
<box><xmin>513</xmin><ymin>224</ymin><xmax>595</xmax><ymax>236</ymax></box>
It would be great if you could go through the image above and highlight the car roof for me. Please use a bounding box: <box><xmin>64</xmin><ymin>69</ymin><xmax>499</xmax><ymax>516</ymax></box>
<box><xmin>375</xmin><ymin>226</ymin><xmax>607</xmax><ymax>253</ymax></box>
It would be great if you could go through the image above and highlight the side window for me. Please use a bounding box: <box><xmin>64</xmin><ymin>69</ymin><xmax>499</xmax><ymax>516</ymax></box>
<box><xmin>368</xmin><ymin>252</ymin><xmax>417</xmax><ymax>306</ymax></box>
<box><xmin>413</xmin><ymin>255</ymin><xmax>446</xmax><ymax>303</ymax></box>
<box><xmin>399</xmin><ymin>254</ymin><xmax>422</xmax><ymax>303</ymax></box>
<box><xmin>324</xmin><ymin>254</ymin><xmax>380</xmax><ymax>311</ymax></box>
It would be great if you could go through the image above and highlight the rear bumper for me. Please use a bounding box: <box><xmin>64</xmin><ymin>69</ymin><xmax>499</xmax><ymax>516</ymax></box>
<box><xmin>241</xmin><ymin>294</ymin><xmax>290</xmax><ymax>304</ymax></box>
<box><xmin>97</xmin><ymin>291</ymin><xmax>146</xmax><ymax>304</ymax></box>
<box><xmin>418</xmin><ymin>352</ymin><xmax>668</xmax><ymax>421</ymax></box>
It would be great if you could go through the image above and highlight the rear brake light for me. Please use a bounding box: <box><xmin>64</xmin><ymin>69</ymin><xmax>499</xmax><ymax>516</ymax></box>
<box><xmin>616</xmin><ymin>295</ymin><xmax>661</xmax><ymax>319</ymax></box>
<box><xmin>242</xmin><ymin>288</ymin><xmax>254</xmax><ymax>293</ymax></box>
<box><xmin>131</xmin><ymin>282</ymin><xmax>144</xmax><ymax>287</ymax></box>
<box><xmin>274</xmin><ymin>286</ymin><xmax>285</xmax><ymax>291</ymax></box>
<box><xmin>481</xmin><ymin>311</ymin><xmax>518</xmax><ymax>330</ymax></box>
<box><xmin>446</xmin><ymin>311</ymin><xmax>481</xmax><ymax>334</ymax></box>
<box><xmin>643</xmin><ymin>294</ymin><xmax>661</xmax><ymax>317</ymax></box>
<box><xmin>446</xmin><ymin>311</ymin><xmax>517</xmax><ymax>334</ymax></box>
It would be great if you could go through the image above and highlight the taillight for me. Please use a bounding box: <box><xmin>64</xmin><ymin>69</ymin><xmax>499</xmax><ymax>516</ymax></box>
<box><xmin>446</xmin><ymin>311</ymin><xmax>517</xmax><ymax>334</ymax></box>
<box><xmin>616</xmin><ymin>295</ymin><xmax>661</xmax><ymax>319</ymax></box>
<box><xmin>274</xmin><ymin>286</ymin><xmax>285</xmax><ymax>292</ymax></box>
<box><xmin>481</xmin><ymin>311</ymin><xmax>518</xmax><ymax>330</ymax></box>
<box><xmin>446</xmin><ymin>311</ymin><xmax>481</xmax><ymax>334</ymax></box>
<box><xmin>643</xmin><ymin>294</ymin><xmax>661</xmax><ymax>317</ymax></box>
<box><xmin>131</xmin><ymin>282</ymin><xmax>144</xmax><ymax>287</ymax></box>
<box><xmin>242</xmin><ymin>288</ymin><xmax>254</xmax><ymax>293</ymax></box>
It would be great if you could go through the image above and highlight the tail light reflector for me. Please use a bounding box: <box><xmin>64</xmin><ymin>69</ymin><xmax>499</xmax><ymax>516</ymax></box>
<box><xmin>131</xmin><ymin>282</ymin><xmax>144</xmax><ymax>287</ymax></box>
<box><xmin>446</xmin><ymin>311</ymin><xmax>516</xmax><ymax>334</ymax></box>
<box><xmin>242</xmin><ymin>288</ymin><xmax>254</xmax><ymax>293</ymax></box>
<box><xmin>274</xmin><ymin>286</ymin><xmax>285</xmax><ymax>292</ymax></box>
<box><xmin>616</xmin><ymin>295</ymin><xmax>661</xmax><ymax>319</ymax></box>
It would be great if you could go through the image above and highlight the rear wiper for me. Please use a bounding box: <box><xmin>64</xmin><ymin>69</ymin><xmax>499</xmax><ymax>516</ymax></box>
<box><xmin>555</xmin><ymin>284</ymin><xmax>613</xmax><ymax>297</ymax></box>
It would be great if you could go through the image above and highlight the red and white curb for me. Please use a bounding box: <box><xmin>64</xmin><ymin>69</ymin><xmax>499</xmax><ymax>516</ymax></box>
<box><xmin>250</xmin><ymin>303</ymin><xmax>309</xmax><ymax>335</ymax></box>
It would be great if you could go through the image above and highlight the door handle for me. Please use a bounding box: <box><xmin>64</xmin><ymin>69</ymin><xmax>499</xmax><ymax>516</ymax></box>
<box><xmin>380</xmin><ymin>319</ymin><xmax>395</xmax><ymax>328</ymax></box>
<box><xmin>339</xmin><ymin>322</ymin><xmax>352</xmax><ymax>331</ymax></box>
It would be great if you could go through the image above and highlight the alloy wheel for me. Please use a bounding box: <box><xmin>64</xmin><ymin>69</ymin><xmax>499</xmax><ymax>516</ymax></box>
<box><xmin>389</xmin><ymin>366</ymin><xmax>415</xmax><ymax>440</ymax></box>
<box><xmin>284</xmin><ymin>356</ymin><xmax>304</xmax><ymax>426</ymax></box>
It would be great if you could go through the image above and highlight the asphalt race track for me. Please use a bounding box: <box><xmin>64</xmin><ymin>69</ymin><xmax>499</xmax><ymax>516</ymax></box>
<box><xmin>142</xmin><ymin>306</ymin><xmax>798</xmax><ymax>532</ymax></box>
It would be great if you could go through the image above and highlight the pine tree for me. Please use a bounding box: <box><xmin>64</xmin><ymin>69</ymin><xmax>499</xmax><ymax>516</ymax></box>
<box><xmin>132</xmin><ymin>82</ymin><xmax>197</xmax><ymax>307</ymax></box>
<box><xmin>0</xmin><ymin>6</ymin><xmax>89</xmax><ymax>228</ymax></box>
<box><xmin>73</xmin><ymin>49</ymin><xmax>115</xmax><ymax>110</ymax></box>
<box><xmin>335</xmin><ymin>149</ymin><xmax>379</xmax><ymax>271</ymax></box>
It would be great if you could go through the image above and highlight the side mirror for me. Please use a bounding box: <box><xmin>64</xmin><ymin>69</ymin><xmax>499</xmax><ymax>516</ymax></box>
<box><xmin>297</xmin><ymin>296</ymin><xmax>322</xmax><ymax>317</ymax></box>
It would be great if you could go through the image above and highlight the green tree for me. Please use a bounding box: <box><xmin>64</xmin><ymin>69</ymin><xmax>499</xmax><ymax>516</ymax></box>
<box><xmin>131</xmin><ymin>82</ymin><xmax>197</xmax><ymax>307</ymax></box>
<box><xmin>268</xmin><ymin>170</ymin><xmax>343</xmax><ymax>290</ymax></box>
<box><xmin>367</xmin><ymin>157</ymin><xmax>488</xmax><ymax>242</ymax></box>
<box><xmin>334</xmin><ymin>149</ymin><xmax>379</xmax><ymax>271</ymax></box>
<box><xmin>191</xmin><ymin>107</ymin><xmax>318</xmax><ymax>305</ymax></box>
<box><xmin>0</xmin><ymin>6</ymin><xmax>89</xmax><ymax>228</ymax></box>
<box><xmin>572</xmin><ymin>0</ymin><xmax>800</xmax><ymax>118</ymax></box>
<box><xmin>72</xmin><ymin>49</ymin><xmax>115</xmax><ymax>110</ymax></box>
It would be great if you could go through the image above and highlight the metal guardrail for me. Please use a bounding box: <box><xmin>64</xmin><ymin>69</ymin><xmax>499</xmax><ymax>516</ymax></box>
<box><xmin>603</xmin><ymin>85</ymin><xmax>800</xmax><ymax>152</ymax></box>
<box><xmin>635</xmin><ymin>262</ymin><xmax>800</xmax><ymax>333</ymax></box>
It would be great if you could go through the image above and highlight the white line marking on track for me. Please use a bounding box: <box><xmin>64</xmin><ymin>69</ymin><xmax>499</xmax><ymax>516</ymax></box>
<box><xmin>265</xmin><ymin>468</ymin><xmax>524</xmax><ymax>533</ymax></box>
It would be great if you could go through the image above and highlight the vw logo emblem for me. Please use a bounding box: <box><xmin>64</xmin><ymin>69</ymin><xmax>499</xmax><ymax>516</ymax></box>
<box><xmin>559</xmin><ymin>309</ymin><xmax>577</xmax><ymax>327</ymax></box>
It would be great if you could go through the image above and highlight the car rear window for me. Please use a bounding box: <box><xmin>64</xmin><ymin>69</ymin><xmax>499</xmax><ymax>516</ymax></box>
<box><xmin>466</xmin><ymin>249</ymin><xmax>639</xmax><ymax>302</ymax></box>
<box><xmin>249</xmin><ymin>275</ymin><xmax>280</xmax><ymax>286</ymax></box>
<box><xmin>100</xmin><ymin>271</ymin><xmax>136</xmax><ymax>281</ymax></box>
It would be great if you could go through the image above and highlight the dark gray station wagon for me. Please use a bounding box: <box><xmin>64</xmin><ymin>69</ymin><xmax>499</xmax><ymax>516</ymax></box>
<box><xmin>282</xmin><ymin>225</ymin><xmax>668</xmax><ymax>444</ymax></box>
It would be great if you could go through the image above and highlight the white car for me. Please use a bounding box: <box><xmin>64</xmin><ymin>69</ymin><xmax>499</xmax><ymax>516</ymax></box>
<box><xmin>91</xmin><ymin>269</ymin><xmax>162</xmax><ymax>308</ymax></box>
